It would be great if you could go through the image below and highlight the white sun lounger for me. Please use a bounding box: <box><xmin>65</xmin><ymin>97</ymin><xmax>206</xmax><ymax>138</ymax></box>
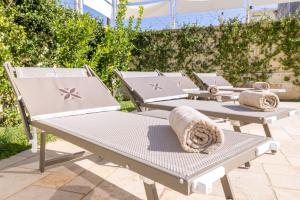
<box><xmin>3</xmin><ymin>62</ymin><xmax>281</xmax><ymax>200</ymax></box>
<box><xmin>116</xmin><ymin>73</ymin><xmax>298</xmax><ymax>140</ymax></box>
<box><xmin>158</xmin><ymin>71</ymin><xmax>239</xmax><ymax>101</ymax></box>
<box><xmin>193</xmin><ymin>72</ymin><xmax>287</xmax><ymax>93</ymax></box>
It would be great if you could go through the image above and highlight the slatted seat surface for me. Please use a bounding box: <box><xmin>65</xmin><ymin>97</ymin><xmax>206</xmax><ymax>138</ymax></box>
<box><xmin>33</xmin><ymin>111</ymin><xmax>267</xmax><ymax>180</ymax></box>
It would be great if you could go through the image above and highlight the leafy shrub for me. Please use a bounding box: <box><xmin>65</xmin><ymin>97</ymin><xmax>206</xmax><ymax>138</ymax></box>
<box><xmin>0</xmin><ymin>0</ymin><xmax>142</xmax><ymax>126</ymax></box>
<box><xmin>131</xmin><ymin>17</ymin><xmax>300</xmax><ymax>87</ymax></box>
<box><xmin>91</xmin><ymin>0</ymin><xmax>143</xmax><ymax>92</ymax></box>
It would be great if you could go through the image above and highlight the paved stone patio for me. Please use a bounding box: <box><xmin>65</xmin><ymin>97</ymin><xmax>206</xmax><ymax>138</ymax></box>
<box><xmin>0</xmin><ymin>102</ymin><xmax>300</xmax><ymax>200</ymax></box>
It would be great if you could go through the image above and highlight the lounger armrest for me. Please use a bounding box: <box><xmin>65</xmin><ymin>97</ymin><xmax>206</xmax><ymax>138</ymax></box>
<box><xmin>191</xmin><ymin>167</ymin><xmax>225</xmax><ymax>194</ymax></box>
<box><xmin>256</xmin><ymin>141</ymin><xmax>280</xmax><ymax>156</ymax></box>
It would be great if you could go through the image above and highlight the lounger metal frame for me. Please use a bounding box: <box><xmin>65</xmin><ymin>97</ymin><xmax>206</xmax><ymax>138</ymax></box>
<box><xmin>4</xmin><ymin>63</ymin><xmax>280</xmax><ymax>200</ymax></box>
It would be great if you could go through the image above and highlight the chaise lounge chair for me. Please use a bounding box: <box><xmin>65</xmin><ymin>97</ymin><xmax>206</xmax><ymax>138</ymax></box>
<box><xmin>4</xmin><ymin>62</ymin><xmax>280</xmax><ymax>200</ymax></box>
<box><xmin>157</xmin><ymin>71</ymin><xmax>239</xmax><ymax>102</ymax></box>
<box><xmin>193</xmin><ymin>72</ymin><xmax>287</xmax><ymax>93</ymax></box>
<box><xmin>117</xmin><ymin>70</ymin><xmax>239</xmax><ymax>102</ymax></box>
<box><xmin>116</xmin><ymin>72</ymin><xmax>298</xmax><ymax>140</ymax></box>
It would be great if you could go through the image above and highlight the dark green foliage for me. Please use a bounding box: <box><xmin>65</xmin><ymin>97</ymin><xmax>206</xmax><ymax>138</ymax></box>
<box><xmin>0</xmin><ymin>125</ymin><xmax>29</xmax><ymax>159</ymax></box>
<box><xmin>131</xmin><ymin>17</ymin><xmax>300</xmax><ymax>87</ymax></box>
<box><xmin>0</xmin><ymin>0</ymin><xmax>142</xmax><ymax>126</ymax></box>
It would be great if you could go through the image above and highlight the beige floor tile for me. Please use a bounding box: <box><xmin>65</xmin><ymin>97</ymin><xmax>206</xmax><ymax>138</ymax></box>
<box><xmin>160</xmin><ymin>188</ymin><xmax>224</xmax><ymax>200</ymax></box>
<box><xmin>274</xmin><ymin>188</ymin><xmax>300</xmax><ymax>200</ymax></box>
<box><xmin>229</xmin><ymin>171</ymin><xmax>276</xmax><ymax>200</ymax></box>
<box><xmin>82</xmin><ymin>180</ymin><xmax>142</xmax><ymax>200</ymax></box>
<box><xmin>280</xmin><ymin>142</ymin><xmax>300</xmax><ymax>157</ymax></box>
<box><xmin>252</xmin><ymin>152</ymin><xmax>290</xmax><ymax>166</ymax></box>
<box><xmin>46</xmin><ymin>140</ymin><xmax>85</xmax><ymax>153</ymax></box>
<box><xmin>285</xmin><ymin>156</ymin><xmax>300</xmax><ymax>167</ymax></box>
<box><xmin>236</xmin><ymin>162</ymin><xmax>265</xmax><ymax>174</ymax></box>
<box><xmin>17</xmin><ymin>149</ymin><xmax>38</xmax><ymax>158</ymax></box>
<box><xmin>59</xmin><ymin>160</ymin><xmax>117</xmax><ymax>194</ymax></box>
<box><xmin>263</xmin><ymin>164</ymin><xmax>300</xmax><ymax>176</ymax></box>
<box><xmin>6</xmin><ymin>185</ymin><xmax>83</xmax><ymax>200</ymax></box>
<box><xmin>0</xmin><ymin>167</ymin><xmax>48</xmax><ymax>200</ymax></box>
<box><xmin>9</xmin><ymin>150</ymin><xmax>63</xmax><ymax>170</ymax></box>
<box><xmin>33</xmin><ymin>172</ymin><xmax>74</xmax><ymax>189</ymax></box>
<box><xmin>269</xmin><ymin>174</ymin><xmax>300</xmax><ymax>190</ymax></box>
<box><xmin>103</xmin><ymin>167</ymin><xmax>148</xmax><ymax>199</ymax></box>
<box><xmin>0</xmin><ymin>155</ymin><xmax>27</xmax><ymax>170</ymax></box>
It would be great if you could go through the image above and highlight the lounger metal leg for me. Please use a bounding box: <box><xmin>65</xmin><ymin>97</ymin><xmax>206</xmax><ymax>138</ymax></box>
<box><xmin>143</xmin><ymin>182</ymin><xmax>159</xmax><ymax>200</ymax></box>
<box><xmin>39</xmin><ymin>131</ymin><xmax>46</xmax><ymax>173</ymax></box>
<box><xmin>221</xmin><ymin>175</ymin><xmax>235</xmax><ymax>200</ymax></box>
<box><xmin>39</xmin><ymin>131</ymin><xmax>85</xmax><ymax>173</ymax></box>
<box><xmin>263</xmin><ymin>124</ymin><xmax>272</xmax><ymax>138</ymax></box>
<box><xmin>232</xmin><ymin>125</ymin><xmax>251</xmax><ymax>168</ymax></box>
<box><xmin>232</xmin><ymin>124</ymin><xmax>241</xmax><ymax>133</ymax></box>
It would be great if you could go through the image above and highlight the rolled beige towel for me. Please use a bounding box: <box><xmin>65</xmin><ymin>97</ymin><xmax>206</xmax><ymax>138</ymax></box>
<box><xmin>239</xmin><ymin>90</ymin><xmax>279</xmax><ymax>112</ymax></box>
<box><xmin>207</xmin><ymin>85</ymin><xmax>219</xmax><ymax>95</ymax></box>
<box><xmin>253</xmin><ymin>82</ymin><xmax>270</xmax><ymax>90</ymax></box>
<box><xmin>169</xmin><ymin>106</ymin><xmax>224</xmax><ymax>154</ymax></box>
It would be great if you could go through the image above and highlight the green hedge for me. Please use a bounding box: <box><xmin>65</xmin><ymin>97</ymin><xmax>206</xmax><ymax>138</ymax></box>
<box><xmin>130</xmin><ymin>17</ymin><xmax>300</xmax><ymax>86</ymax></box>
<box><xmin>0</xmin><ymin>0</ymin><xmax>142</xmax><ymax>126</ymax></box>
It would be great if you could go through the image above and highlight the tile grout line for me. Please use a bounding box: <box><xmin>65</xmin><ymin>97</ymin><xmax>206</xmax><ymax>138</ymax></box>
<box><xmin>262</xmin><ymin>163</ymin><xmax>279</xmax><ymax>200</ymax></box>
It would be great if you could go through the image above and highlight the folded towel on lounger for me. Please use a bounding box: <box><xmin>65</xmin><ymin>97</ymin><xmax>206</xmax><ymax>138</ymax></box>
<box><xmin>207</xmin><ymin>85</ymin><xmax>219</xmax><ymax>95</ymax></box>
<box><xmin>239</xmin><ymin>90</ymin><xmax>279</xmax><ymax>112</ymax></box>
<box><xmin>169</xmin><ymin>106</ymin><xmax>224</xmax><ymax>154</ymax></box>
<box><xmin>253</xmin><ymin>82</ymin><xmax>270</xmax><ymax>90</ymax></box>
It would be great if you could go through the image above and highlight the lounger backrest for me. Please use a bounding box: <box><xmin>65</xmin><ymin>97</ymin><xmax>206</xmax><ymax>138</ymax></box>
<box><xmin>161</xmin><ymin>72</ymin><xmax>183</xmax><ymax>77</ymax></box>
<box><xmin>15</xmin><ymin>67</ymin><xmax>89</xmax><ymax>78</ymax></box>
<box><xmin>118</xmin><ymin>71</ymin><xmax>159</xmax><ymax>78</ymax></box>
<box><xmin>122</xmin><ymin>76</ymin><xmax>188</xmax><ymax>103</ymax></box>
<box><xmin>194</xmin><ymin>73</ymin><xmax>233</xmax><ymax>88</ymax></box>
<box><xmin>161</xmin><ymin>72</ymin><xmax>199</xmax><ymax>91</ymax></box>
<box><xmin>5</xmin><ymin>64</ymin><xmax>120</xmax><ymax>121</ymax></box>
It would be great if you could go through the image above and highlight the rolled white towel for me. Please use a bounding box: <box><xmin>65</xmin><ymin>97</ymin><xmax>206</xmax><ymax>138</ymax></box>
<box><xmin>207</xmin><ymin>85</ymin><xmax>219</xmax><ymax>95</ymax></box>
<box><xmin>169</xmin><ymin>106</ymin><xmax>224</xmax><ymax>154</ymax></box>
<box><xmin>253</xmin><ymin>82</ymin><xmax>270</xmax><ymax>90</ymax></box>
<box><xmin>239</xmin><ymin>90</ymin><xmax>279</xmax><ymax>112</ymax></box>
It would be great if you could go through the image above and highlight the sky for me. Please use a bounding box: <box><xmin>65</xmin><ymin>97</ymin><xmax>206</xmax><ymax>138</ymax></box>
<box><xmin>60</xmin><ymin>0</ymin><xmax>278</xmax><ymax>30</ymax></box>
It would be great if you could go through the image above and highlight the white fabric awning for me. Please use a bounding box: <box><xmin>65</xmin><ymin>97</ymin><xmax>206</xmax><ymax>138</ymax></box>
<box><xmin>125</xmin><ymin>1</ymin><xmax>170</xmax><ymax>19</ymax></box>
<box><xmin>84</xmin><ymin>0</ymin><xmax>112</xmax><ymax>18</ymax></box>
<box><xmin>252</xmin><ymin>0</ymin><xmax>300</xmax><ymax>6</ymax></box>
<box><xmin>176</xmin><ymin>0</ymin><xmax>244</xmax><ymax>14</ymax></box>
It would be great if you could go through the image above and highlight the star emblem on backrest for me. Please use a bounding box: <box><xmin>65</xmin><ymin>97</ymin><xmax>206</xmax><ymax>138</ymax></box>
<box><xmin>59</xmin><ymin>88</ymin><xmax>81</xmax><ymax>100</ymax></box>
<box><xmin>149</xmin><ymin>83</ymin><xmax>162</xmax><ymax>91</ymax></box>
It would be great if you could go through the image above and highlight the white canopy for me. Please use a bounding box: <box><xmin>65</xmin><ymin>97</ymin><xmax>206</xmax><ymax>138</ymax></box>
<box><xmin>177</xmin><ymin>0</ymin><xmax>244</xmax><ymax>14</ymax></box>
<box><xmin>125</xmin><ymin>1</ymin><xmax>171</xmax><ymax>18</ymax></box>
<box><xmin>80</xmin><ymin>0</ymin><xmax>300</xmax><ymax>24</ymax></box>
<box><xmin>84</xmin><ymin>0</ymin><xmax>112</xmax><ymax>18</ymax></box>
<box><xmin>252</xmin><ymin>0</ymin><xmax>300</xmax><ymax>6</ymax></box>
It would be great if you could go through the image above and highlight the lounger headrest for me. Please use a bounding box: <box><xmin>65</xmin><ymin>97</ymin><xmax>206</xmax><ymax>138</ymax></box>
<box><xmin>165</xmin><ymin>77</ymin><xmax>198</xmax><ymax>91</ymax></box>
<box><xmin>14</xmin><ymin>77</ymin><xmax>120</xmax><ymax>120</ymax></box>
<box><xmin>194</xmin><ymin>73</ymin><xmax>233</xmax><ymax>88</ymax></box>
<box><xmin>162</xmin><ymin>72</ymin><xmax>183</xmax><ymax>77</ymax></box>
<box><xmin>123</xmin><ymin>76</ymin><xmax>188</xmax><ymax>103</ymax></box>
<box><xmin>15</xmin><ymin>67</ymin><xmax>89</xmax><ymax>78</ymax></box>
<box><xmin>119</xmin><ymin>71</ymin><xmax>159</xmax><ymax>78</ymax></box>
